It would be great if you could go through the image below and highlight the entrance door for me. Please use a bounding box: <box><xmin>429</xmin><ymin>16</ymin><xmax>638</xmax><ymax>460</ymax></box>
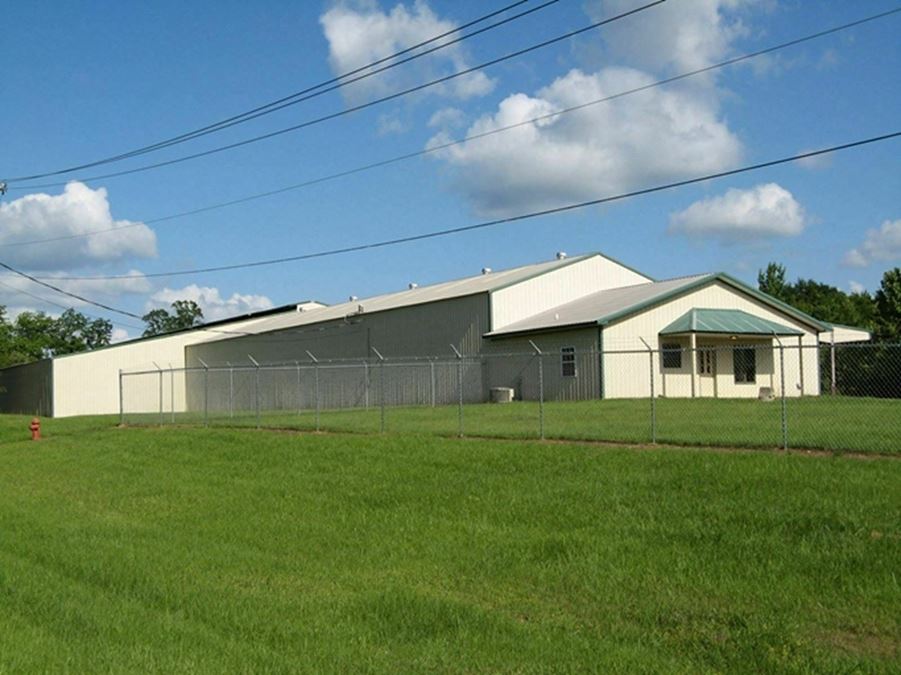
<box><xmin>697</xmin><ymin>344</ymin><xmax>716</xmax><ymax>397</ymax></box>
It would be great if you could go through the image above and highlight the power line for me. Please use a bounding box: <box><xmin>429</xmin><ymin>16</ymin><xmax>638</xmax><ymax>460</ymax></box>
<box><xmin>1</xmin><ymin>0</ymin><xmax>554</xmax><ymax>183</ymax></box>
<box><xmin>0</xmin><ymin>277</ymin><xmax>145</xmax><ymax>332</ymax></box>
<box><xmin>2</xmin><ymin>5</ymin><xmax>898</xmax><ymax>250</ymax></box>
<box><xmin>8</xmin><ymin>0</ymin><xmax>666</xmax><ymax>191</ymax></box>
<box><xmin>1</xmin><ymin>130</ymin><xmax>896</xmax><ymax>335</ymax></box>
<box><xmin>19</xmin><ymin>131</ymin><xmax>898</xmax><ymax>284</ymax></box>
<box><xmin>0</xmin><ymin>261</ymin><xmax>144</xmax><ymax>319</ymax></box>
<box><xmin>0</xmin><ymin>278</ymin><xmax>70</xmax><ymax>312</ymax></box>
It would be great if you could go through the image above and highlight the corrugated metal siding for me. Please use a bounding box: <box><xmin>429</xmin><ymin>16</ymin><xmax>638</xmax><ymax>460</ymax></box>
<box><xmin>50</xmin><ymin>313</ymin><xmax>277</xmax><ymax>418</ymax></box>
<box><xmin>204</xmin><ymin>256</ymin><xmax>595</xmax><ymax>341</ymax></box>
<box><xmin>484</xmin><ymin>328</ymin><xmax>600</xmax><ymax>401</ymax></box>
<box><xmin>602</xmin><ymin>281</ymin><xmax>820</xmax><ymax>398</ymax></box>
<box><xmin>490</xmin><ymin>255</ymin><xmax>651</xmax><ymax>330</ymax></box>
<box><xmin>0</xmin><ymin>360</ymin><xmax>53</xmax><ymax>416</ymax></box>
<box><xmin>187</xmin><ymin>294</ymin><xmax>491</xmax><ymax>367</ymax></box>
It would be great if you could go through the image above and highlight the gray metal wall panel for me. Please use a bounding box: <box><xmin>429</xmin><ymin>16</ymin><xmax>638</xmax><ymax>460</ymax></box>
<box><xmin>0</xmin><ymin>360</ymin><xmax>53</xmax><ymax>416</ymax></box>
<box><xmin>186</xmin><ymin>294</ymin><xmax>491</xmax><ymax>367</ymax></box>
<box><xmin>483</xmin><ymin>328</ymin><xmax>601</xmax><ymax>401</ymax></box>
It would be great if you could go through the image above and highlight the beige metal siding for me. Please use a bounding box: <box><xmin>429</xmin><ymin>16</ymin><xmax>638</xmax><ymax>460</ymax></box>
<box><xmin>602</xmin><ymin>281</ymin><xmax>819</xmax><ymax>398</ymax></box>
<box><xmin>50</xmin><ymin>314</ymin><xmax>276</xmax><ymax>418</ymax></box>
<box><xmin>490</xmin><ymin>256</ymin><xmax>651</xmax><ymax>330</ymax></box>
<box><xmin>0</xmin><ymin>360</ymin><xmax>53</xmax><ymax>416</ymax></box>
<box><xmin>52</xmin><ymin>333</ymin><xmax>208</xmax><ymax>417</ymax></box>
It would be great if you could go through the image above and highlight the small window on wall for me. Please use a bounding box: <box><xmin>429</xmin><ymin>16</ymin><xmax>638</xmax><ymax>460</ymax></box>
<box><xmin>661</xmin><ymin>343</ymin><xmax>682</xmax><ymax>369</ymax></box>
<box><xmin>561</xmin><ymin>346</ymin><xmax>577</xmax><ymax>377</ymax></box>
<box><xmin>734</xmin><ymin>347</ymin><xmax>756</xmax><ymax>383</ymax></box>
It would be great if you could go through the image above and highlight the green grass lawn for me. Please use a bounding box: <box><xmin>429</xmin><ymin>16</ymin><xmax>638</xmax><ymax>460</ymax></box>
<box><xmin>116</xmin><ymin>395</ymin><xmax>901</xmax><ymax>455</ymax></box>
<box><xmin>0</xmin><ymin>423</ymin><xmax>898</xmax><ymax>672</ymax></box>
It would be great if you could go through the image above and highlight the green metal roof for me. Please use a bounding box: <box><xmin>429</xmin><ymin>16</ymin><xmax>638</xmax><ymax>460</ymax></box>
<box><xmin>660</xmin><ymin>308</ymin><xmax>804</xmax><ymax>336</ymax></box>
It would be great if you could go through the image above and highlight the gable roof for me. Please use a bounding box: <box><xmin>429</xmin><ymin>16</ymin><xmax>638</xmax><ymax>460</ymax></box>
<box><xmin>199</xmin><ymin>254</ymin><xmax>606</xmax><ymax>340</ymax></box>
<box><xmin>485</xmin><ymin>275</ymin><xmax>707</xmax><ymax>336</ymax></box>
<box><xmin>486</xmin><ymin>272</ymin><xmax>828</xmax><ymax>337</ymax></box>
<box><xmin>660</xmin><ymin>308</ymin><xmax>803</xmax><ymax>336</ymax></box>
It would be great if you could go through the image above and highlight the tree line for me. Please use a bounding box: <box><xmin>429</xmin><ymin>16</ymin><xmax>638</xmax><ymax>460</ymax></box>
<box><xmin>0</xmin><ymin>300</ymin><xmax>204</xmax><ymax>368</ymax></box>
<box><xmin>757</xmin><ymin>264</ymin><xmax>901</xmax><ymax>342</ymax></box>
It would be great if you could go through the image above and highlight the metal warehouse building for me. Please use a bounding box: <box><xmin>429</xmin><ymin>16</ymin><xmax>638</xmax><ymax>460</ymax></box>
<box><xmin>0</xmin><ymin>252</ymin><xmax>868</xmax><ymax>417</ymax></box>
<box><xmin>0</xmin><ymin>302</ymin><xmax>324</xmax><ymax>417</ymax></box>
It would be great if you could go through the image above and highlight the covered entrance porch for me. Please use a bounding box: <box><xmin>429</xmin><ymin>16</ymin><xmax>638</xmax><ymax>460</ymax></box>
<box><xmin>658</xmin><ymin>308</ymin><xmax>805</xmax><ymax>398</ymax></box>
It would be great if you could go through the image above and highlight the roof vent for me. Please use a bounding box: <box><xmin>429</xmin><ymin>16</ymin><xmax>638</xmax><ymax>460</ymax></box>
<box><xmin>556</xmin><ymin>251</ymin><xmax>567</xmax><ymax>260</ymax></box>
<box><xmin>408</xmin><ymin>282</ymin><xmax>418</xmax><ymax>290</ymax></box>
<box><xmin>481</xmin><ymin>267</ymin><xmax>492</xmax><ymax>275</ymax></box>
<box><xmin>349</xmin><ymin>295</ymin><xmax>358</xmax><ymax>302</ymax></box>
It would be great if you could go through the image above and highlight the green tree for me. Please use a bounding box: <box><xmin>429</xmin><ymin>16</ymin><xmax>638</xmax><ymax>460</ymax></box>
<box><xmin>12</xmin><ymin>311</ymin><xmax>58</xmax><ymax>362</ymax></box>
<box><xmin>142</xmin><ymin>300</ymin><xmax>204</xmax><ymax>337</ymax></box>
<box><xmin>757</xmin><ymin>262</ymin><xmax>877</xmax><ymax>332</ymax></box>
<box><xmin>2</xmin><ymin>309</ymin><xmax>113</xmax><ymax>364</ymax></box>
<box><xmin>757</xmin><ymin>262</ymin><xmax>788</xmax><ymax>301</ymax></box>
<box><xmin>874</xmin><ymin>267</ymin><xmax>901</xmax><ymax>341</ymax></box>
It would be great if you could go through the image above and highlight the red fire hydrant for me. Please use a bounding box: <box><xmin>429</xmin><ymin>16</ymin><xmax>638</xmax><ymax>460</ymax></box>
<box><xmin>30</xmin><ymin>418</ymin><xmax>41</xmax><ymax>441</ymax></box>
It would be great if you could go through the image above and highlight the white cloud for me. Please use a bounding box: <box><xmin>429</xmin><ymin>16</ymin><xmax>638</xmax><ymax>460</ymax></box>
<box><xmin>668</xmin><ymin>183</ymin><xmax>805</xmax><ymax>242</ymax></box>
<box><xmin>428</xmin><ymin>106</ymin><xmax>465</xmax><ymax>128</ymax></box>
<box><xmin>319</xmin><ymin>0</ymin><xmax>494</xmax><ymax>103</ymax></box>
<box><xmin>586</xmin><ymin>0</ymin><xmax>756</xmax><ymax>75</ymax></box>
<box><xmin>794</xmin><ymin>149</ymin><xmax>832</xmax><ymax>170</ymax></box>
<box><xmin>428</xmin><ymin>67</ymin><xmax>742</xmax><ymax>217</ymax></box>
<box><xmin>111</xmin><ymin>327</ymin><xmax>131</xmax><ymax>343</ymax></box>
<box><xmin>843</xmin><ymin>219</ymin><xmax>901</xmax><ymax>268</ymax></box>
<box><xmin>0</xmin><ymin>271</ymin><xmax>151</xmax><ymax>310</ymax></box>
<box><xmin>51</xmin><ymin>271</ymin><xmax>153</xmax><ymax>298</ymax></box>
<box><xmin>0</xmin><ymin>182</ymin><xmax>156</xmax><ymax>270</ymax></box>
<box><xmin>848</xmin><ymin>280</ymin><xmax>866</xmax><ymax>294</ymax></box>
<box><xmin>147</xmin><ymin>284</ymin><xmax>274</xmax><ymax>322</ymax></box>
<box><xmin>376</xmin><ymin>112</ymin><xmax>408</xmax><ymax>135</ymax></box>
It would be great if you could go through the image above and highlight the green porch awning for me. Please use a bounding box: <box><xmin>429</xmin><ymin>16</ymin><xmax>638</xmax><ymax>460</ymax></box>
<box><xmin>660</xmin><ymin>308</ymin><xmax>804</xmax><ymax>336</ymax></box>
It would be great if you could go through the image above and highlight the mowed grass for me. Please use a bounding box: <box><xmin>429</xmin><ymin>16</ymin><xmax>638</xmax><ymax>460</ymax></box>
<box><xmin>0</xmin><ymin>424</ymin><xmax>898</xmax><ymax>672</ymax></box>
<box><xmin>120</xmin><ymin>395</ymin><xmax>901</xmax><ymax>454</ymax></box>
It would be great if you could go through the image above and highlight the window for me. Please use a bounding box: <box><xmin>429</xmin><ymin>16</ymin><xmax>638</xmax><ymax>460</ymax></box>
<box><xmin>734</xmin><ymin>347</ymin><xmax>756</xmax><ymax>383</ymax></box>
<box><xmin>661</xmin><ymin>343</ymin><xmax>682</xmax><ymax>369</ymax></box>
<box><xmin>698</xmin><ymin>347</ymin><xmax>714</xmax><ymax>375</ymax></box>
<box><xmin>561</xmin><ymin>346</ymin><xmax>577</xmax><ymax>377</ymax></box>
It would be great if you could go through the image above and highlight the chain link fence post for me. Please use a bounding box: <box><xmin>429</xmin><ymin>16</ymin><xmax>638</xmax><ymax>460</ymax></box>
<box><xmin>430</xmin><ymin>359</ymin><xmax>436</xmax><ymax>407</ymax></box>
<box><xmin>199</xmin><ymin>359</ymin><xmax>209</xmax><ymax>427</ymax></box>
<box><xmin>169</xmin><ymin>363</ymin><xmax>175</xmax><ymax>424</ymax></box>
<box><xmin>829</xmin><ymin>331</ymin><xmax>837</xmax><ymax>395</ymax></box>
<box><xmin>248</xmin><ymin>355</ymin><xmax>261</xmax><ymax>428</ymax></box>
<box><xmin>529</xmin><ymin>341</ymin><xmax>545</xmax><ymax>440</ymax></box>
<box><xmin>306</xmin><ymin>351</ymin><xmax>320</xmax><ymax>432</ymax></box>
<box><xmin>774</xmin><ymin>336</ymin><xmax>788</xmax><ymax>451</ymax></box>
<box><xmin>295</xmin><ymin>361</ymin><xmax>302</xmax><ymax>415</ymax></box>
<box><xmin>451</xmin><ymin>345</ymin><xmax>464</xmax><ymax>438</ymax></box>
<box><xmin>639</xmin><ymin>338</ymin><xmax>656</xmax><ymax>444</ymax></box>
<box><xmin>364</xmin><ymin>360</ymin><xmax>370</xmax><ymax>409</ymax></box>
<box><xmin>226</xmin><ymin>363</ymin><xmax>234</xmax><ymax>419</ymax></box>
<box><xmin>154</xmin><ymin>362</ymin><xmax>163</xmax><ymax>427</ymax></box>
<box><xmin>372</xmin><ymin>347</ymin><xmax>386</xmax><ymax>433</ymax></box>
<box><xmin>118</xmin><ymin>369</ymin><xmax>124</xmax><ymax>426</ymax></box>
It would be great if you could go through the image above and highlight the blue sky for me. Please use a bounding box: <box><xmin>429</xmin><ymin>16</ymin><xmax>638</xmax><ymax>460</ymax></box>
<box><xmin>1</xmin><ymin>0</ymin><xmax>899</xmax><ymax>339</ymax></box>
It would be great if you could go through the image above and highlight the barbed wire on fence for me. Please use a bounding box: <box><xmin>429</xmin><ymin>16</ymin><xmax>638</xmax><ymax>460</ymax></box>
<box><xmin>120</xmin><ymin>343</ymin><xmax>901</xmax><ymax>454</ymax></box>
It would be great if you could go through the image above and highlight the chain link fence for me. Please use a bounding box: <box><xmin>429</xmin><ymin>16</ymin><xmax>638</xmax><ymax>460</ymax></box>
<box><xmin>120</xmin><ymin>343</ymin><xmax>901</xmax><ymax>454</ymax></box>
